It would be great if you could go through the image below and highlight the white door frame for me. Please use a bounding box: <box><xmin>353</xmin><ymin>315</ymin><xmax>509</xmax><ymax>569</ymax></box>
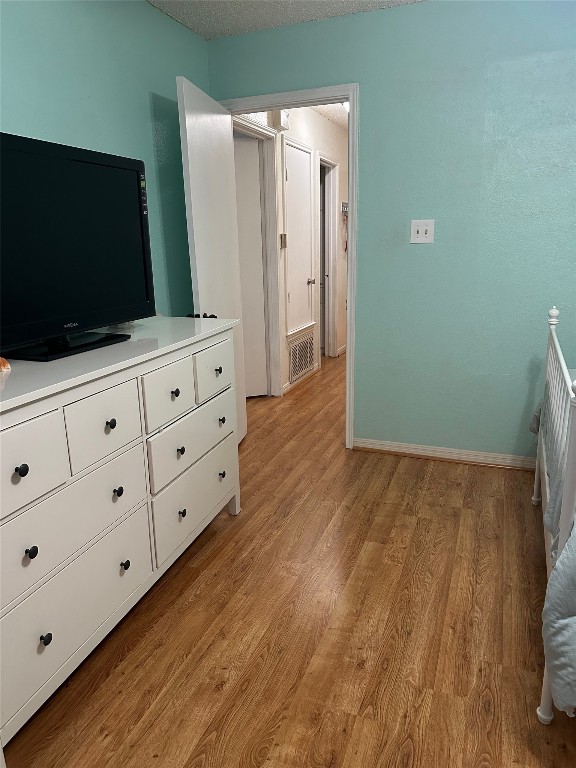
<box><xmin>318</xmin><ymin>154</ymin><xmax>339</xmax><ymax>359</ymax></box>
<box><xmin>232</xmin><ymin>116</ymin><xmax>282</xmax><ymax>397</ymax></box>
<box><xmin>221</xmin><ymin>84</ymin><xmax>358</xmax><ymax>449</ymax></box>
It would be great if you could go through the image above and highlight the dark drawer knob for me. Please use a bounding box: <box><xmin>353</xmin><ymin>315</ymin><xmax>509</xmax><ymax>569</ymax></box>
<box><xmin>215</xmin><ymin>366</ymin><xmax>223</xmax><ymax>375</ymax></box>
<box><xmin>219</xmin><ymin>471</ymin><xmax>226</xmax><ymax>479</ymax></box>
<box><xmin>120</xmin><ymin>560</ymin><xmax>131</xmax><ymax>570</ymax></box>
<box><xmin>219</xmin><ymin>416</ymin><xmax>226</xmax><ymax>425</ymax></box>
<box><xmin>106</xmin><ymin>418</ymin><xmax>117</xmax><ymax>430</ymax></box>
<box><xmin>177</xmin><ymin>446</ymin><xmax>186</xmax><ymax>456</ymax></box>
<box><xmin>171</xmin><ymin>388</ymin><xmax>181</xmax><ymax>398</ymax></box>
<box><xmin>113</xmin><ymin>486</ymin><xmax>124</xmax><ymax>498</ymax></box>
<box><xmin>14</xmin><ymin>463</ymin><xmax>29</xmax><ymax>478</ymax></box>
<box><xmin>178</xmin><ymin>509</ymin><xmax>187</xmax><ymax>518</ymax></box>
<box><xmin>25</xmin><ymin>545</ymin><xmax>39</xmax><ymax>560</ymax></box>
<box><xmin>40</xmin><ymin>633</ymin><xmax>53</xmax><ymax>647</ymax></box>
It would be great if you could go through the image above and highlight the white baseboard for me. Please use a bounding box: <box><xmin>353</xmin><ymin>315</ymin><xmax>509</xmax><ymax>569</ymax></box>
<box><xmin>353</xmin><ymin>438</ymin><xmax>536</xmax><ymax>470</ymax></box>
<box><xmin>337</xmin><ymin>345</ymin><xmax>346</xmax><ymax>356</ymax></box>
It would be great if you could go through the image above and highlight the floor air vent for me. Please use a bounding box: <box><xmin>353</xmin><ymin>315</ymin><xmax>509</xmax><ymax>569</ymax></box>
<box><xmin>289</xmin><ymin>331</ymin><xmax>314</xmax><ymax>384</ymax></box>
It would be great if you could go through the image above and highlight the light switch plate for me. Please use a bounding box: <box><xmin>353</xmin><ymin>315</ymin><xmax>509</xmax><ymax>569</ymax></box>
<box><xmin>410</xmin><ymin>219</ymin><xmax>435</xmax><ymax>244</ymax></box>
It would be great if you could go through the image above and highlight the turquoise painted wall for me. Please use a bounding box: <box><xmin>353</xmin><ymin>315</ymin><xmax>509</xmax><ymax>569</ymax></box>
<box><xmin>0</xmin><ymin>0</ymin><xmax>207</xmax><ymax>316</ymax></box>
<box><xmin>1</xmin><ymin>1</ymin><xmax>574</xmax><ymax>456</ymax></box>
<box><xmin>209</xmin><ymin>1</ymin><xmax>576</xmax><ymax>457</ymax></box>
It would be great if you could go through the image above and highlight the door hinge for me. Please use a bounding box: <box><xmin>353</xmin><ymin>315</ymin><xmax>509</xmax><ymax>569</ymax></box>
<box><xmin>280</xmin><ymin>233</ymin><xmax>287</xmax><ymax>249</ymax></box>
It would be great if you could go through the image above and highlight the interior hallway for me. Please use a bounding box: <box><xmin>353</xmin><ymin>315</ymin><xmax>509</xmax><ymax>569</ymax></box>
<box><xmin>5</xmin><ymin>354</ymin><xmax>575</xmax><ymax>767</ymax></box>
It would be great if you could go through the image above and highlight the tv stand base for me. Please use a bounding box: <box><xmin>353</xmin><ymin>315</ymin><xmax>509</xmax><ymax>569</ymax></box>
<box><xmin>5</xmin><ymin>332</ymin><xmax>130</xmax><ymax>362</ymax></box>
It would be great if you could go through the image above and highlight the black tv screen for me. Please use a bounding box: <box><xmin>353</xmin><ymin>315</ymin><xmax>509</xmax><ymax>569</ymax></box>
<box><xmin>0</xmin><ymin>132</ymin><xmax>155</xmax><ymax>355</ymax></box>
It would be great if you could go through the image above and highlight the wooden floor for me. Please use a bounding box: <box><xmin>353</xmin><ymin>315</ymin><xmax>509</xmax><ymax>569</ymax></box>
<box><xmin>5</xmin><ymin>354</ymin><xmax>575</xmax><ymax>768</ymax></box>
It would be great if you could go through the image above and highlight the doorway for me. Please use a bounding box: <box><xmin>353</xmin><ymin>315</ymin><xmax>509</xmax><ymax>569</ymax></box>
<box><xmin>233</xmin><ymin>110</ymin><xmax>346</xmax><ymax>396</ymax></box>
<box><xmin>223</xmin><ymin>85</ymin><xmax>358</xmax><ymax>448</ymax></box>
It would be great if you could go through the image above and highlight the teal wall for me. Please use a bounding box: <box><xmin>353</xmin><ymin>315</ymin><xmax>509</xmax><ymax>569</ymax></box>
<box><xmin>1</xmin><ymin>1</ymin><xmax>574</xmax><ymax>456</ymax></box>
<box><xmin>0</xmin><ymin>0</ymin><xmax>207</xmax><ymax>316</ymax></box>
<box><xmin>209</xmin><ymin>1</ymin><xmax>576</xmax><ymax>457</ymax></box>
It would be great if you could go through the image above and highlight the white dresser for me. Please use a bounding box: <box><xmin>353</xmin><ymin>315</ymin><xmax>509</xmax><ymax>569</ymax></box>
<box><xmin>0</xmin><ymin>317</ymin><xmax>240</xmax><ymax>749</ymax></box>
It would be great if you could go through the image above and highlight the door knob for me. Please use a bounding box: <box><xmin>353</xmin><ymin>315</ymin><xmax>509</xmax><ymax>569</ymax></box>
<box><xmin>171</xmin><ymin>388</ymin><xmax>181</xmax><ymax>398</ymax></box>
<box><xmin>40</xmin><ymin>633</ymin><xmax>53</xmax><ymax>647</ymax></box>
<box><xmin>120</xmin><ymin>560</ymin><xmax>131</xmax><ymax>570</ymax></box>
<box><xmin>177</xmin><ymin>446</ymin><xmax>186</xmax><ymax>457</ymax></box>
<box><xmin>106</xmin><ymin>418</ymin><xmax>117</xmax><ymax>430</ymax></box>
<box><xmin>215</xmin><ymin>366</ymin><xmax>223</xmax><ymax>375</ymax></box>
<box><xmin>178</xmin><ymin>509</ymin><xmax>187</xmax><ymax>518</ymax></box>
<box><xmin>14</xmin><ymin>463</ymin><xmax>29</xmax><ymax>478</ymax></box>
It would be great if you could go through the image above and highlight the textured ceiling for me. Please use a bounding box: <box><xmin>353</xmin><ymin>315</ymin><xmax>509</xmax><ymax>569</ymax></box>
<box><xmin>310</xmin><ymin>103</ymin><xmax>349</xmax><ymax>130</ymax></box>
<box><xmin>148</xmin><ymin>0</ymin><xmax>423</xmax><ymax>40</ymax></box>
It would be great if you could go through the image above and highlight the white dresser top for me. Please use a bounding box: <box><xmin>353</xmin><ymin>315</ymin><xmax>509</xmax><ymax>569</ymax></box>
<box><xmin>0</xmin><ymin>317</ymin><xmax>238</xmax><ymax>413</ymax></box>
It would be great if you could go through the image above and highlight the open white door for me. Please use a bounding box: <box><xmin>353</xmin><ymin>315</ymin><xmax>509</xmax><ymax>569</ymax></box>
<box><xmin>176</xmin><ymin>77</ymin><xmax>247</xmax><ymax>441</ymax></box>
<box><xmin>233</xmin><ymin>136</ymin><xmax>268</xmax><ymax>397</ymax></box>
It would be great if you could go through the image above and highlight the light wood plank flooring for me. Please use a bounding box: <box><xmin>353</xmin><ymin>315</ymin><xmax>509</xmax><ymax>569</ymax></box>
<box><xmin>5</xmin><ymin>354</ymin><xmax>575</xmax><ymax>767</ymax></box>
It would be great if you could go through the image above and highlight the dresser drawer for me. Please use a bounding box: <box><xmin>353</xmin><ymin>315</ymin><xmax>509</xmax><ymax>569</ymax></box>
<box><xmin>152</xmin><ymin>435</ymin><xmax>237</xmax><ymax>565</ymax></box>
<box><xmin>0</xmin><ymin>505</ymin><xmax>151</xmax><ymax>728</ymax></box>
<box><xmin>142</xmin><ymin>356</ymin><xmax>196</xmax><ymax>434</ymax></box>
<box><xmin>1</xmin><ymin>444</ymin><xmax>147</xmax><ymax>611</ymax></box>
<box><xmin>147</xmin><ymin>387</ymin><xmax>235</xmax><ymax>494</ymax></box>
<box><xmin>1</xmin><ymin>411</ymin><xmax>70</xmax><ymax>520</ymax></box>
<box><xmin>193</xmin><ymin>339</ymin><xmax>234</xmax><ymax>404</ymax></box>
<box><xmin>65</xmin><ymin>380</ymin><xmax>142</xmax><ymax>474</ymax></box>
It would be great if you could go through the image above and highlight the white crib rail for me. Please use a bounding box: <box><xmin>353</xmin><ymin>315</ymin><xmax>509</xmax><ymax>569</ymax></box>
<box><xmin>536</xmin><ymin>307</ymin><xmax>576</xmax><ymax>725</ymax></box>
<box><xmin>541</xmin><ymin>308</ymin><xmax>574</xmax><ymax>481</ymax></box>
<box><xmin>557</xmin><ymin>390</ymin><xmax>576</xmax><ymax>552</ymax></box>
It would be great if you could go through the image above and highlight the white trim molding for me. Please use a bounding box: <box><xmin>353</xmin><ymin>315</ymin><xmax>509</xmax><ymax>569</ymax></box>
<box><xmin>221</xmin><ymin>83</ymin><xmax>359</xmax><ymax>449</ymax></box>
<box><xmin>259</xmin><ymin>136</ymin><xmax>282</xmax><ymax>397</ymax></box>
<box><xmin>221</xmin><ymin>84</ymin><xmax>358</xmax><ymax>113</ymax></box>
<box><xmin>232</xmin><ymin>114</ymin><xmax>277</xmax><ymax>140</ymax></box>
<box><xmin>318</xmin><ymin>153</ymin><xmax>339</xmax><ymax>359</ymax></box>
<box><xmin>353</xmin><ymin>438</ymin><xmax>536</xmax><ymax>470</ymax></box>
<box><xmin>287</xmin><ymin>320</ymin><xmax>316</xmax><ymax>341</ymax></box>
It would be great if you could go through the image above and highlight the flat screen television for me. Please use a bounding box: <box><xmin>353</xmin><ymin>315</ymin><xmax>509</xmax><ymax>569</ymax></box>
<box><xmin>0</xmin><ymin>132</ymin><xmax>155</xmax><ymax>361</ymax></box>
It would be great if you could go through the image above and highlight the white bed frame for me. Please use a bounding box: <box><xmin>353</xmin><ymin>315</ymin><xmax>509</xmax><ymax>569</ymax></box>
<box><xmin>533</xmin><ymin>307</ymin><xmax>576</xmax><ymax>725</ymax></box>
